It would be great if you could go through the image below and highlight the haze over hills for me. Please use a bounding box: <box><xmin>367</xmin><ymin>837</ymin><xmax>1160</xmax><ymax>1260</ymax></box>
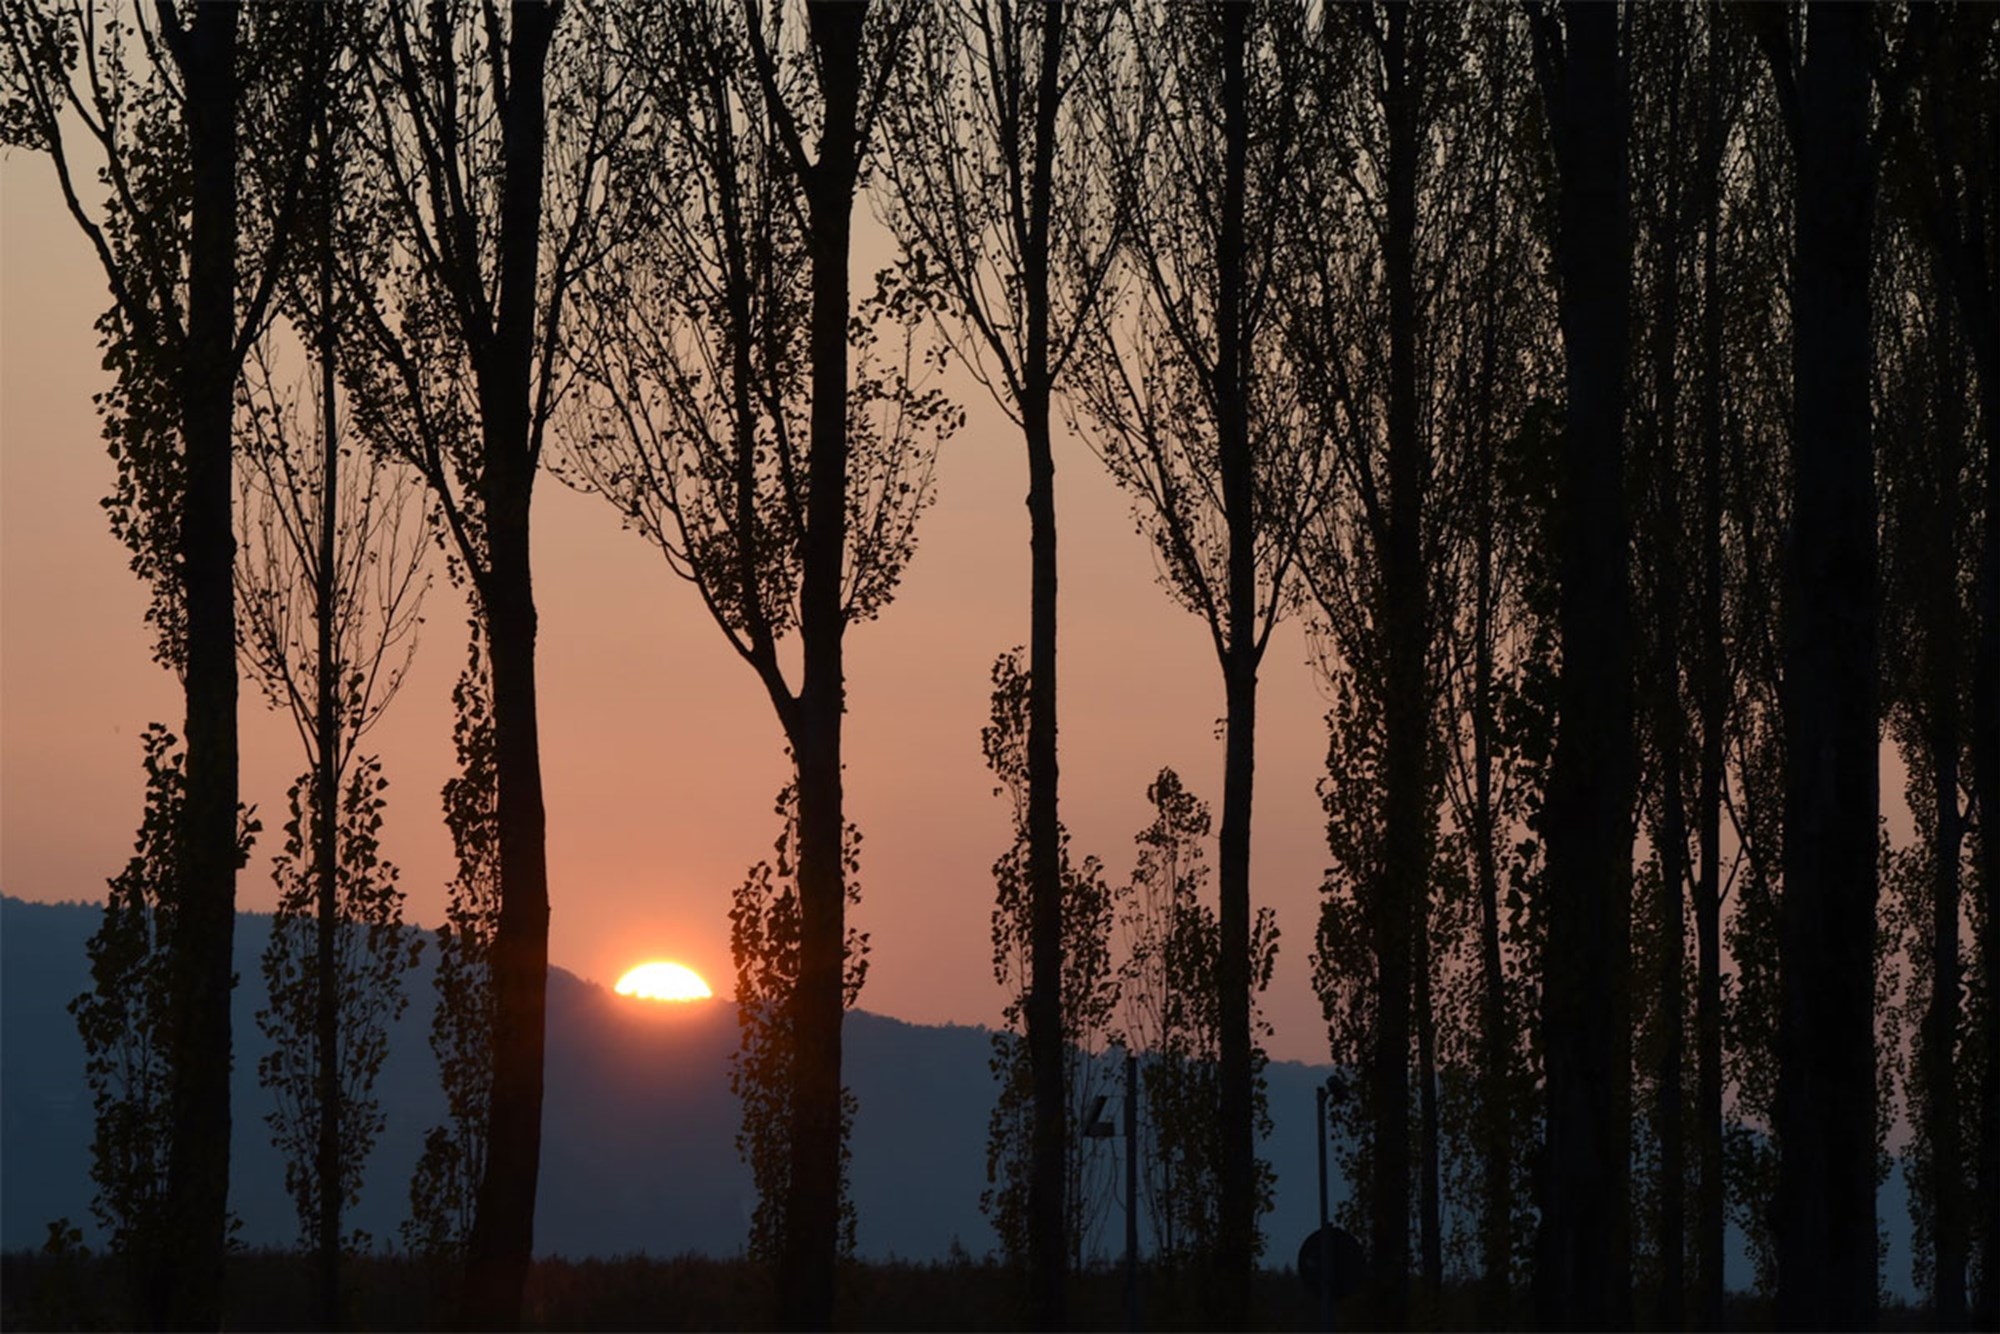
<box><xmin>0</xmin><ymin>896</ymin><xmax>1906</xmax><ymax>1297</ymax></box>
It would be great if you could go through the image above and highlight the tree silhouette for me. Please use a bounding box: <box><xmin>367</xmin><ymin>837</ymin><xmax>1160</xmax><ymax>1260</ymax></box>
<box><xmin>728</xmin><ymin>781</ymin><xmax>868</xmax><ymax>1267</ymax></box>
<box><xmin>1750</xmin><ymin>6</ymin><xmax>1909</xmax><ymax>1324</ymax></box>
<box><xmin>234</xmin><ymin>79</ymin><xmax>429</xmax><ymax>1311</ymax></box>
<box><xmin>1523</xmin><ymin>3</ymin><xmax>1636</xmax><ymax>1324</ymax></box>
<box><xmin>1875</xmin><ymin>216</ymin><xmax>1980</xmax><ymax>1328</ymax></box>
<box><xmin>329</xmin><ymin>1</ymin><xmax>626</xmax><ymax>1321</ymax></box>
<box><xmin>558</xmin><ymin>3</ymin><xmax>945</xmax><ymax>1321</ymax></box>
<box><xmin>878</xmin><ymin>5</ymin><xmax>1121</xmax><ymax>1318</ymax></box>
<box><xmin>978</xmin><ymin>650</ymin><xmax>1119</xmax><ymax>1282</ymax></box>
<box><xmin>67</xmin><ymin>725</ymin><xmax>252</xmax><ymax>1328</ymax></box>
<box><xmin>1879</xmin><ymin>11</ymin><xmax>2000</xmax><ymax>1320</ymax></box>
<box><xmin>1067</xmin><ymin>5</ymin><xmax>1320</xmax><ymax>1317</ymax></box>
<box><xmin>404</xmin><ymin>628</ymin><xmax>502</xmax><ymax>1271</ymax></box>
<box><xmin>1291</xmin><ymin>3</ymin><xmax>1492</xmax><ymax>1317</ymax></box>
<box><xmin>1117</xmin><ymin>769</ymin><xmax>1276</xmax><ymax>1272</ymax></box>
<box><xmin>1</xmin><ymin>6</ymin><xmax>327</xmax><ymax>1321</ymax></box>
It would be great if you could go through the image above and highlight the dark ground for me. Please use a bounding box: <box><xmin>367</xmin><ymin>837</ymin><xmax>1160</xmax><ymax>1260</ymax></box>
<box><xmin>0</xmin><ymin>1247</ymin><xmax>1932</xmax><ymax>1332</ymax></box>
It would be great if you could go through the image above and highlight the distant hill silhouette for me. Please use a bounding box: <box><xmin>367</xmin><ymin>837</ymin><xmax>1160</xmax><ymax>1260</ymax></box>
<box><xmin>1</xmin><ymin>895</ymin><xmax>1327</xmax><ymax>1263</ymax></box>
<box><xmin>0</xmin><ymin>897</ymin><xmax>1910</xmax><ymax>1297</ymax></box>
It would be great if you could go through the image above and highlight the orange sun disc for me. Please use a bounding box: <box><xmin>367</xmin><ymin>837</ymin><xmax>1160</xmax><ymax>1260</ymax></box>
<box><xmin>614</xmin><ymin>961</ymin><xmax>714</xmax><ymax>1002</ymax></box>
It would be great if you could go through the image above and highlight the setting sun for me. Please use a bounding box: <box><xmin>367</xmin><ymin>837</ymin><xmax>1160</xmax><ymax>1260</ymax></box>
<box><xmin>614</xmin><ymin>961</ymin><xmax>714</xmax><ymax>1003</ymax></box>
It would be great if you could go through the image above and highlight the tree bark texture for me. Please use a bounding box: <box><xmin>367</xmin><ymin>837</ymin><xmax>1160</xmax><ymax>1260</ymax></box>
<box><xmin>1534</xmin><ymin>4</ymin><xmax>1634</xmax><ymax>1328</ymax></box>
<box><xmin>1774</xmin><ymin>6</ymin><xmax>1880</xmax><ymax>1329</ymax></box>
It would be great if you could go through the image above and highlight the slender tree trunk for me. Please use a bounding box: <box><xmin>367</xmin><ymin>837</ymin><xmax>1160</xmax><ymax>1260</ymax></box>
<box><xmin>1415</xmin><ymin>910</ymin><xmax>1442</xmax><ymax>1299</ymax></box>
<box><xmin>1923</xmin><ymin>656</ymin><xmax>1967</xmax><ymax>1332</ymax></box>
<box><xmin>1023</xmin><ymin>386</ymin><xmax>1066</xmax><ymax>1334</ymax></box>
<box><xmin>313</xmin><ymin>103</ymin><xmax>344</xmax><ymax>1334</ymax></box>
<box><xmin>1374</xmin><ymin>3</ymin><xmax>1424</xmax><ymax>1322</ymax></box>
<box><xmin>1692</xmin><ymin>20</ymin><xmax>1727</xmax><ymax>1328</ymax></box>
<box><xmin>780</xmin><ymin>8</ymin><xmax>867</xmax><ymax>1329</ymax></box>
<box><xmin>1535</xmin><ymin>4</ymin><xmax>1634</xmax><ymax>1328</ymax></box>
<box><xmin>1648</xmin><ymin>60</ymin><xmax>1688</xmax><ymax>1322</ymax></box>
<box><xmin>462</xmin><ymin>6</ymin><xmax>558</xmax><ymax>1328</ymax></box>
<box><xmin>1212</xmin><ymin>5</ymin><xmax>1259</xmax><ymax>1325</ymax></box>
<box><xmin>1024</xmin><ymin>12</ymin><xmax>1069</xmax><ymax>1328</ymax></box>
<box><xmin>1916</xmin><ymin>311</ymin><xmax>1969</xmax><ymax>1331</ymax></box>
<box><xmin>1473</xmin><ymin>353</ymin><xmax>1511</xmax><ymax>1329</ymax></box>
<box><xmin>165</xmin><ymin>6</ymin><xmax>242</xmax><ymax>1326</ymax></box>
<box><xmin>1774</xmin><ymin>6</ymin><xmax>1879</xmax><ymax>1329</ymax></box>
<box><xmin>1470</xmin><ymin>39</ymin><xmax>1511</xmax><ymax>1321</ymax></box>
<box><xmin>1974</xmin><ymin>349</ymin><xmax>1999</xmax><ymax>1334</ymax></box>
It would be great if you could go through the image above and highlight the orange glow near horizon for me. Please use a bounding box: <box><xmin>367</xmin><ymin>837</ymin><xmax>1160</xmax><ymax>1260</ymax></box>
<box><xmin>614</xmin><ymin>961</ymin><xmax>714</xmax><ymax>1002</ymax></box>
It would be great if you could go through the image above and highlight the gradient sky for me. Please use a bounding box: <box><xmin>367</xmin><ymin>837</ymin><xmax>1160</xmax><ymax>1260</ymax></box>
<box><xmin>1</xmin><ymin>147</ymin><xmax>1349</xmax><ymax>1063</ymax></box>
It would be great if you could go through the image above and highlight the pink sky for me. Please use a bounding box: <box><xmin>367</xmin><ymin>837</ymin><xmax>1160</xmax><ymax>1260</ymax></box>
<box><xmin>0</xmin><ymin>149</ymin><xmax>1345</xmax><ymax>1063</ymax></box>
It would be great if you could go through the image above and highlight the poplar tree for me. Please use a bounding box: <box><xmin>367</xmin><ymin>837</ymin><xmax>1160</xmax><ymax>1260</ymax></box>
<box><xmin>557</xmin><ymin>3</ymin><xmax>941</xmax><ymax>1321</ymax></box>
<box><xmin>1</xmin><ymin>6</ymin><xmax>325</xmax><ymax>1322</ymax></box>
<box><xmin>1524</xmin><ymin>3</ymin><xmax>1635</xmax><ymax>1325</ymax></box>
<box><xmin>878</xmin><ymin>6</ymin><xmax>1120</xmax><ymax>1318</ymax></box>
<box><xmin>334</xmin><ymin>2</ymin><xmax>623</xmax><ymax>1320</ymax></box>
<box><xmin>1068</xmin><ymin>5</ymin><xmax>1321</xmax><ymax>1315</ymax></box>
<box><xmin>235</xmin><ymin>68</ymin><xmax>428</xmax><ymax>1315</ymax></box>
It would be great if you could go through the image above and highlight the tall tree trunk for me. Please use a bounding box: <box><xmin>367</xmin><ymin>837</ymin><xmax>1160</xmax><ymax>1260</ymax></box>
<box><xmin>462</xmin><ymin>5</ymin><xmax>558</xmax><ymax>1328</ymax></box>
<box><xmin>1374</xmin><ymin>3</ymin><xmax>1425</xmax><ymax>1322</ymax></box>
<box><xmin>780</xmin><ymin>7</ymin><xmax>867</xmax><ymax>1329</ymax></box>
<box><xmin>1024</xmin><ymin>12</ymin><xmax>1069</xmax><ymax>1329</ymax></box>
<box><xmin>1647</xmin><ymin>51</ymin><xmax>1688</xmax><ymax>1321</ymax></box>
<box><xmin>1211</xmin><ymin>4</ymin><xmax>1259</xmax><ymax>1326</ymax></box>
<box><xmin>165</xmin><ymin>5</ymin><xmax>243</xmax><ymax>1326</ymax></box>
<box><xmin>1975</xmin><ymin>343</ymin><xmax>1999</xmax><ymax>1334</ymax></box>
<box><xmin>313</xmin><ymin>103</ymin><xmax>344</xmax><ymax>1334</ymax></box>
<box><xmin>1022</xmin><ymin>362</ymin><xmax>1067</xmax><ymax>1334</ymax></box>
<box><xmin>1533</xmin><ymin>4</ymin><xmax>1634</xmax><ymax>1328</ymax></box>
<box><xmin>1918</xmin><ymin>311</ymin><xmax>1969</xmax><ymax>1331</ymax></box>
<box><xmin>1415</xmin><ymin>910</ymin><xmax>1442</xmax><ymax>1299</ymax></box>
<box><xmin>1774</xmin><ymin>6</ymin><xmax>1880</xmax><ymax>1329</ymax></box>
<box><xmin>1472</xmin><ymin>332</ymin><xmax>1511</xmax><ymax>1329</ymax></box>
<box><xmin>1470</xmin><ymin>36</ymin><xmax>1512</xmax><ymax>1322</ymax></box>
<box><xmin>1692</xmin><ymin>18</ymin><xmax>1727</xmax><ymax>1328</ymax></box>
<box><xmin>1923</xmin><ymin>639</ymin><xmax>1967</xmax><ymax>1331</ymax></box>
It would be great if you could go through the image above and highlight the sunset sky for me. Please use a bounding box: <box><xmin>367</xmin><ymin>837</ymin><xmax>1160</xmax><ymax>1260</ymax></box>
<box><xmin>0</xmin><ymin>146</ymin><xmax>1346</xmax><ymax>1063</ymax></box>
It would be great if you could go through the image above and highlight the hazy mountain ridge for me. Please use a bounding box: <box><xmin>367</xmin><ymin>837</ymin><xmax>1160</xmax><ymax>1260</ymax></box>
<box><xmin>0</xmin><ymin>897</ymin><xmax>1908</xmax><ymax>1297</ymax></box>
